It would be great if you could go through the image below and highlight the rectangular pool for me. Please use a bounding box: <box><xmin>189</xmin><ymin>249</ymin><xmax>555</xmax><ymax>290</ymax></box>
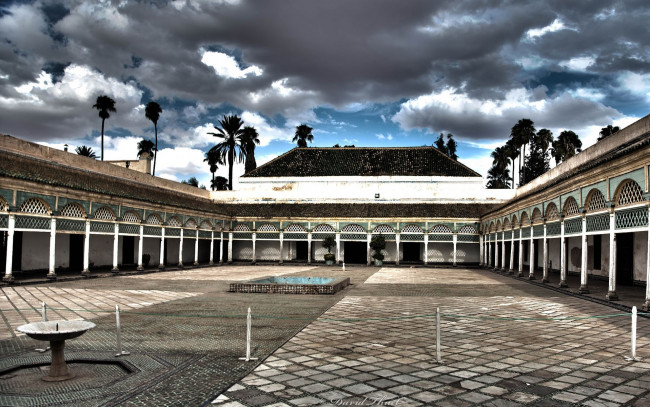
<box><xmin>229</xmin><ymin>276</ymin><xmax>350</xmax><ymax>294</ymax></box>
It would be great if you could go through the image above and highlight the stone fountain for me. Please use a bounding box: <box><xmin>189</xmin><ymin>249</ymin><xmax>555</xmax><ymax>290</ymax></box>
<box><xmin>17</xmin><ymin>320</ymin><xmax>95</xmax><ymax>381</ymax></box>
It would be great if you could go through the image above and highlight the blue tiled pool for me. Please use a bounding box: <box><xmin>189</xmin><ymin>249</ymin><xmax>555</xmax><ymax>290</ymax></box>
<box><xmin>230</xmin><ymin>276</ymin><xmax>350</xmax><ymax>294</ymax></box>
<box><xmin>250</xmin><ymin>277</ymin><xmax>336</xmax><ymax>285</ymax></box>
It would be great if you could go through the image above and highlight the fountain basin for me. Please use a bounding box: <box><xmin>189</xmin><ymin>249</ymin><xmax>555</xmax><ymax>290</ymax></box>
<box><xmin>230</xmin><ymin>276</ymin><xmax>350</xmax><ymax>294</ymax></box>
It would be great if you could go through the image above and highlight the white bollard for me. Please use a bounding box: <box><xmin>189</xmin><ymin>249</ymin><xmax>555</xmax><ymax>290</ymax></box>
<box><xmin>436</xmin><ymin>307</ymin><xmax>443</xmax><ymax>363</ymax></box>
<box><xmin>625</xmin><ymin>306</ymin><xmax>641</xmax><ymax>361</ymax></box>
<box><xmin>239</xmin><ymin>307</ymin><xmax>258</xmax><ymax>362</ymax></box>
<box><xmin>342</xmin><ymin>262</ymin><xmax>346</xmax><ymax>271</ymax></box>
<box><xmin>35</xmin><ymin>302</ymin><xmax>50</xmax><ymax>353</ymax></box>
<box><xmin>115</xmin><ymin>305</ymin><xmax>130</xmax><ymax>357</ymax></box>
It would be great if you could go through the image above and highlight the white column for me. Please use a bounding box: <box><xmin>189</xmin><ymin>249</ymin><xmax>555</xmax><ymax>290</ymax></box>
<box><xmin>529</xmin><ymin>233</ymin><xmax>535</xmax><ymax>279</ymax></box>
<box><xmin>307</xmin><ymin>232</ymin><xmax>312</xmax><ymax>264</ymax></box>
<box><xmin>607</xmin><ymin>211</ymin><xmax>618</xmax><ymax>300</ymax></box>
<box><xmin>396</xmin><ymin>233</ymin><xmax>401</xmax><ymax>266</ymax></box>
<box><xmin>219</xmin><ymin>231</ymin><xmax>224</xmax><ymax>264</ymax></box>
<box><xmin>518</xmin><ymin>229</ymin><xmax>523</xmax><ymax>276</ymax></box>
<box><xmin>48</xmin><ymin>218</ymin><xmax>56</xmax><ymax>279</ymax></box>
<box><xmin>453</xmin><ymin>234</ymin><xmax>457</xmax><ymax>267</ymax></box>
<box><xmin>82</xmin><ymin>219</ymin><xmax>90</xmax><ymax>275</ymax></box>
<box><xmin>478</xmin><ymin>235</ymin><xmax>482</xmax><ymax>267</ymax></box>
<box><xmin>509</xmin><ymin>230</ymin><xmax>514</xmax><ymax>273</ymax></box>
<box><xmin>251</xmin><ymin>232</ymin><xmax>256</xmax><ymax>264</ymax></box>
<box><xmin>500</xmin><ymin>232</ymin><xmax>505</xmax><ymax>269</ymax></box>
<box><xmin>424</xmin><ymin>234</ymin><xmax>429</xmax><ymax>266</ymax></box>
<box><xmin>488</xmin><ymin>235</ymin><xmax>492</xmax><ymax>267</ymax></box>
<box><xmin>159</xmin><ymin>227</ymin><xmax>166</xmax><ymax>269</ymax></box>
<box><xmin>3</xmin><ymin>214</ymin><xmax>15</xmax><ymax>282</ymax></box>
<box><xmin>335</xmin><ymin>233</ymin><xmax>341</xmax><ymax>264</ymax></box>
<box><xmin>178</xmin><ymin>229</ymin><xmax>184</xmax><ymax>267</ymax></box>
<box><xmin>279</xmin><ymin>231</ymin><xmax>284</xmax><ymax>264</ymax></box>
<box><xmin>137</xmin><ymin>225</ymin><xmax>144</xmax><ymax>271</ymax></box>
<box><xmin>579</xmin><ymin>216</ymin><xmax>589</xmax><ymax>293</ymax></box>
<box><xmin>228</xmin><ymin>231</ymin><xmax>233</xmax><ymax>263</ymax></box>
<box><xmin>494</xmin><ymin>234</ymin><xmax>499</xmax><ymax>270</ymax></box>
<box><xmin>560</xmin><ymin>220</ymin><xmax>567</xmax><ymax>287</ymax></box>
<box><xmin>209</xmin><ymin>231</ymin><xmax>214</xmax><ymax>265</ymax></box>
<box><xmin>542</xmin><ymin>224</ymin><xmax>548</xmax><ymax>283</ymax></box>
<box><xmin>193</xmin><ymin>230</ymin><xmax>199</xmax><ymax>266</ymax></box>
<box><xmin>644</xmin><ymin>207</ymin><xmax>650</xmax><ymax>311</ymax></box>
<box><xmin>112</xmin><ymin>223</ymin><xmax>119</xmax><ymax>272</ymax></box>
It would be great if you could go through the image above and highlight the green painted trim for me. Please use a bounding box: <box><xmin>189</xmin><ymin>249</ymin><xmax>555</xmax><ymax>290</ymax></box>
<box><xmin>0</xmin><ymin>189</ymin><xmax>14</xmax><ymax>207</ymax></box>
<box><xmin>610</xmin><ymin>168</ymin><xmax>645</xmax><ymax>200</ymax></box>
<box><xmin>57</xmin><ymin>197</ymin><xmax>90</xmax><ymax>215</ymax></box>
<box><xmin>15</xmin><ymin>191</ymin><xmax>55</xmax><ymax>212</ymax></box>
<box><xmin>581</xmin><ymin>180</ymin><xmax>607</xmax><ymax>203</ymax></box>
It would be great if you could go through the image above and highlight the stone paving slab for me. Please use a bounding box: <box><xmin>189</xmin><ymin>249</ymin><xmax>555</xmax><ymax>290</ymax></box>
<box><xmin>125</xmin><ymin>265</ymin><xmax>315</xmax><ymax>281</ymax></box>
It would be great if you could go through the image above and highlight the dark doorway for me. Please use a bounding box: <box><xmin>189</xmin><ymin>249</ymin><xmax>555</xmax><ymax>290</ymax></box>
<box><xmin>533</xmin><ymin>240</ymin><xmax>539</xmax><ymax>270</ymax></box>
<box><xmin>403</xmin><ymin>242</ymin><xmax>421</xmax><ymax>262</ymax></box>
<box><xmin>211</xmin><ymin>239</ymin><xmax>219</xmax><ymax>264</ymax></box>
<box><xmin>0</xmin><ymin>231</ymin><xmax>6</xmax><ymax>272</ymax></box>
<box><xmin>12</xmin><ymin>231</ymin><xmax>22</xmax><ymax>271</ymax></box>
<box><xmin>513</xmin><ymin>242</ymin><xmax>519</xmax><ymax>270</ymax></box>
<box><xmin>296</xmin><ymin>241</ymin><xmax>308</xmax><ymax>261</ymax></box>
<box><xmin>122</xmin><ymin>236</ymin><xmax>135</xmax><ymax>265</ymax></box>
<box><xmin>164</xmin><ymin>239</ymin><xmax>169</xmax><ymax>265</ymax></box>
<box><xmin>344</xmin><ymin>241</ymin><xmax>367</xmax><ymax>264</ymax></box>
<box><xmin>616</xmin><ymin>233</ymin><xmax>634</xmax><ymax>285</ymax></box>
<box><xmin>198</xmin><ymin>240</ymin><xmax>210</xmax><ymax>263</ymax></box>
<box><xmin>69</xmin><ymin>234</ymin><xmax>84</xmax><ymax>271</ymax></box>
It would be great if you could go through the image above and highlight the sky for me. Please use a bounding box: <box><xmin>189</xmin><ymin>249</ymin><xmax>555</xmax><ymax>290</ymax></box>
<box><xmin>1</xmin><ymin>0</ymin><xmax>648</xmax><ymax>189</ymax></box>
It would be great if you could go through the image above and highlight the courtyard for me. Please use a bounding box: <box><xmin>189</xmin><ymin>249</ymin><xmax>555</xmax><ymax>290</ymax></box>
<box><xmin>1</xmin><ymin>265</ymin><xmax>649</xmax><ymax>406</ymax></box>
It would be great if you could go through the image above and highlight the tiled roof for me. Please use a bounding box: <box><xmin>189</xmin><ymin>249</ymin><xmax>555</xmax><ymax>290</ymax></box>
<box><xmin>243</xmin><ymin>147</ymin><xmax>481</xmax><ymax>177</ymax></box>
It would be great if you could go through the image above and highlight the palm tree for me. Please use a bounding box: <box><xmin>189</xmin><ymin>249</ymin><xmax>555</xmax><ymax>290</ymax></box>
<box><xmin>75</xmin><ymin>145</ymin><xmax>97</xmax><ymax>159</ymax></box>
<box><xmin>240</xmin><ymin>126</ymin><xmax>260</xmax><ymax>174</ymax></box>
<box><xmin>92</xmin><ymin>95</ymin><xmax>116</xmax><ymax>161</ymax></box>
<box><xmin>208</xmin><ymin>115</ymin><xmax>245</xmax><ymax>190</ymax></box>
<box><xmin>293</xmin><ymin>124</ymin><xmax>314</xmax><ymax>147</ymax></box>
<box><xmin>145</xmin><ymin>101</ymin><xmax>163</xmax><ymax>176</ymax></box>
<box><xmin>598</xmin><ymin>124</ymin><xmax>620</xmax><ymax>141</ymax></box>
<box><xmin>446</xmin><ymin>134</ymin><xmax>458</xmax><ymax>160</ymax></box>
<box><xmin>490</xmin><ymin>146</ymin><xmax>510</xmax><ymax>188</ymax></box>
<box><xmin>535</xmin><ymin>128</ymin><xmax>553</xmax><ymax>156</ymax></box>
<box><xmin>486</xmin><ymin>165</ymin><xmax>511</xmax><ymax>189</ymax></box>
<box><xmin>137</xmin><ymin>139</ymin><xmax>155</xmax><ymax>158</ymax></box>
<box><xmin>203</xmin><ymin>149</ymin><xmax>223</xmax><ymax>190</ymax></box>
<box><xmin>504</xmin><ymin>138</ymin><xmax>519</xmax><ymax>189</ymax></box>
<box><xmin>212</xmin><ymin>176</ymin><xmax>228</xmax><ymax>191</ymax></box>
<box><xmin>510</xmin><ymin>118</ymin><xmax>536</xmax><ymax>185</ymax></box>
<box><xmin>551</xmin><ymin>130</ymin><xmax>582</xmax><ymax>165</ymax></box>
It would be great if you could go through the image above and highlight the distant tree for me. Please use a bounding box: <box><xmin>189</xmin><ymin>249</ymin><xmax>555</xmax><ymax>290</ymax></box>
<box><xmin>535</xmin><ymin>128</ymin><xmax>554</xmax><ymax>156</ymax></box>
<box><xmin>490</xmin><ymin>146</ymin><xmax>511</xmax><ymax>188</ymax></box>
<box><xmin>598</xmin><ymin>124</ymin><xmax>620</xmax><ymax>141</ymax></box>
<box><xmin>520</xmin><ymin>135</ymin><xmax>551</xmax><ymax>185</ymax></box>
<box><xmin>486</xmin><ymin>165</ymin><xmax>511</xmax><ymax>189</ymax></box>
<box><xmin>92</xmin><ymin>95</ymin><xmax>116</xmax><ymax>161</ymax></box>
<box><xmin>332</xmin><ymin>144</ymin><xmax>341</xmax><ymax>148</ymax></box>
<box><xmin>293</xmin><ymin>124</ymin><xmax>314</xmax><ymax>147</ymax></box>
<box><xmin>551</xmin><ymin>130</ymin><xmax>582</xmax><ymax>165</ymax></box>
<box><xmin>75</xmin><ymin>145</ymin><xmax>97</xmax><ymax>159</ymax></box>
<box><xmin>435</xmin><ymin>133</ymin><xmax>447</xmax><ymax>155</ymax></box>
<box><xmin>204</xmin><ymin>149</ymin><xmax>223</xmax><ymax>191</ymax></box>
<box><xmin>504</xmin><ymin>138</ymin><xmax>519</xmax><ymax>188</ymax></box>
<box><xmin>181</xmin><ymin>177</ymin><xmax>199</xmax><ymax>187</ymax></box>
<box><xmin>343</xmin><ymin>145</ymin><xmax>355</xmax><ymax>148</ymax></box>
<box><xmin>212</xmin><ymin>176</ymin><xmax>228</xmax><ymax>191</ymax></box>
<box><xmin>510</xmin><ymin>119</ymin><xmax>536</xmax><ymax>184</ymax></box>
<box><xmin>137</xmin><ymin>138</ymin><xmax>154</xmax><ymax>158</ymax></box>
<box><xmin>145</xmin><ymin>101</ymin><xmax>162</xmax><ymax>176</ymax></box>
<box><xmin>240</xmin><ymin>126</ymin><xmax>260</xmax><ymax>174</ymax></box>
<box><xmin>435</xmin><ymin>133</ymin><xmax>458</xmax><ymax>160</ymax></box>
<box><xmin>208</xmin><ymin>115</ymin><xmax>245</xmax><ymax>190</ymax></box>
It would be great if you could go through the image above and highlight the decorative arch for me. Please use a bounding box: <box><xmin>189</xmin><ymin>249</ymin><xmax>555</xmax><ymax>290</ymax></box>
<box><xmin>257</xmin><ymin>223</ymin><xmax>278</xmax><ymax>232</ymax></box>
<box><xmin>562</xmin><ymin>197</ymin><xmax>580</xmax><ymax>217</ymax></box>
<box><xmin>285</xmin><ymin>224</ymin><xmax>307</xmax><ymax>232</ymax></box>
<box><xmin>585</xmin><ymin>189</ymin><xmax>607</xmax><ymax>212</ymax></box>
<box><xmin>430</xmin><ymin>224</ymin><xmax>452</xmax><ymax>233</ymax></box>
<box><xmin>614</xmin><ymin>179</ymin><xmax>644</xmax><ymax>207</ymax></box>
<box><xmin>59</xmin><ymin>202</ymin><xmax>86</xmax><ymax>218</ymax></box>
<box><xmin>167</xmin><ymin>216</ymin><xmax>181</xmax><ymax>227</ymax></box>
<box><xmin>145</xmin><ymin>213</ymin><xmax>163</xmax><ymax>225</ymax></box>
<box><xmin>458</xmin><ymin>225</ymin><xmax>478</xmax><ymax>234</ymax></box>
<box><xmin>401</xmin><ymin>224</ymin><xmax>424</xmax><ymax>233</ymax></box>
<box><xmin>184</xmin><ymin>218</ymin><xmax>197</xmax><ymax>228</ymax></box>
<box><xmin>531</xmin><ymin>208</ymin><xmax>543</xmax><ymax>224</ymax></box>
<box><xmin>545</xmin><ymin>202</ymin><xmax>560</xmax><ymax>221</ymax></box>
<box><xmin>213</xmin><ymin>224</ymin><xmax>223</xmax><ymax>232</ymax></box>
<box><xmin>94</xmin><ymin>206</ymin><xmax>116</xmax><ymax>221</ymax></box>
<box><xmin>503</xmin><ymin>218</ymin><xmax>511</xmax><ymax>230</ymax></box>
<box><xmin>373</xmin><ymin>224</ymin><xmax>395</xmax><ymax>234</ymax></box>
<box><xmin>122</xmin><ymin>211</ymin><xmax>140</xmax><ymax>223</ymax></box>
<box><xmin>496</xmin><ymin>220</ymin><xmax>502</xmax><ymax>231</ymax></box>
<box><xmin>520</xmin><ymin>212</ymin><xmax>530</xmax><ymax>226</ymax></box>
<box><xmin>341</xmin><ymin>224</ymin><xmax>366</xmax><ymax>233</ymax></box>
<box><xmin>233</xmin><ymin>223</ymin><xmax>252</xmax><ymax>232</ymax></box>
<box><xmin>199</xmin><ymin>220</ymin><xmax>213</xmax><ymax>229</ymax></box>
<box><xmin>511</xmin><ymin>214</ymin><xmax>519</xmax><ymax>228</ymax></box>
<box><xmin>488</xmin><ymin>222</ymin><xmax>495</xmax><ymax>233</ymax></box>
<box><xmin>19</xmin><ymin>197</ymin><xmax>50</xmax><ymax>215</ymax></box>
<box><xmin>313</xmin><ymin>224</ymin><xmax>335</xmax><ymax>233</ymax></box>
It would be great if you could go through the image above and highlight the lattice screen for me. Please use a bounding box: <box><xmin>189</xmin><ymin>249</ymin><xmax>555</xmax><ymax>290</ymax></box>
<box><xmin>60</xmin><ymin>203</ymin><xmax>85</xmax><ymax>218</ymax></box>
<box><xmin>19</xmin><ymin>198</ymin><xmax>49</xmax><ymax>214</ymax></box>
<box><xmin>94</xmin><ymin>207</ymin><xmax>116</xmax><ymax>221</ymax></box>
<box><xmin>545</xmin><ymin>203</ymin><xmax>559</xmax><ymax>220</ymax></box>
<box><xmin>502</xmin><ymin>219</ymin><xmax>510</xmax><ymax>229</ymax></box>
<box><xmin>531</xmin><ymin>208</ymin><xmax>543</xmax><ymax>224</ymax></box>
<box><xmin>496</xmin><ymin>221</ymin><xmax>502</xmax><ymax>231</ymax></box>
<box><xmin>586</xmin><ymin>190</ymin><xmax>606</xmax><ymax>212</ymax></box>
<box><xmin>562</xmin><ymin>198</ymin><xmax>579</xmax><ymax>217</ymax></box>
<box><xmin>520</xmin><ymin>213</ymin><xmax>530</xmax><ymax>226</ymax></box>
<box><xmin>122</xmin><ymin>211</ymin><xmax>140</xmax><ymax>223</ymax></box>
<box><xmin>145</xmin><ymin>214</ymin><xmax>162</xmax><ymax>225</ymax></box>
<box><xmin>373</xmin><ymin>224</ymin><xmax>395</xmax><ymax>233</ymax></box>
<box><xmin>167</xmin><ymin>216</ymin><xmax>181</xmax><ymax>227</ymax></box>
<box><xmin>458</xmin><ymin>225</ymin><xmax>477</xmax><ymax>234</ymax></box>
<box><xmin>489</xmin><ymin>222</ymin><xmax>495</xmax><ymax>232</ymax></box>
<box><xmin>285</xmin><ymin>224</ymin><xmax>307</xmax><ymax>232</ymax></box>
<box><xmin>402</xmin><ymin>224</ymin><xmax>423</xmax><ymax>233</ymax></box>
<box><xmin>341</xmin><ymin>224</ymin><xmax>365</xmax><ymax>233</ymax></box>
<box><xmin>0</xmin><ymin>198</ymin><xmax>7</xmax><ymax>211</ymax></box>
<box><xmin>429</xmin><ymin>224</ymin><xmax>452</xmax><ymax>233</ymax></box>
<box><xmin>511</xmin><ymin>215</ymin><xmax>518</xmax><ymax>228</ymax></box>
<box><xmin>200</xmin><ymin>220</ymin><xmax>212</xmax><ymax>229</ymax></box>
<box><xmin>257</xmin><ymin>224</ymin><xmax>278</xmax><ymax>232</ymax></box>
<box><xmin>616</xmin><ymin>180</ymin><xmax>644</xmax><ymax>206</ymax></box>
<box><xmin>185</xmin><ymin>218</ymin><xmax>197</xmax><ymax>228</ymax></box>
<box><xmin>313</xmin><ymin>224</ymin><xmax>335</xmax><ymax>232</ymax></box>
<box><xmin>233</xmin><ymin>223</ymin><xmax>251</xmax><ymax>232</ymax></box>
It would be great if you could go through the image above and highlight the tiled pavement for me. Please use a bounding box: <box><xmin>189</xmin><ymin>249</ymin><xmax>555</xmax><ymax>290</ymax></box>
<box><xmin>1</xmin><ymin>265</ymin><xmax>649</xmax><ymax>406</ymax></box>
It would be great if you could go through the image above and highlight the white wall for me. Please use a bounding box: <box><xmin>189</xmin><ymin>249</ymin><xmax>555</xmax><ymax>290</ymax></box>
<box><xmin>143</xmin><ymin>237</ymin><xmax>160</xmax><ymax>266</ymax></box>
<box><xmin>54</xmin><ymin>234</ymin><xmax>70</xmax><ymax>268</ymax></box>
<box><xmin>21</xmin><ymin>231</ymin><xmax>49</xmax><ymax>270</ymax></box>
<box><xmin>633</xmin><ymin>231</ymin><xmax>647</xmax><ymax>282</ymax></box>
<box><xmin>89</xmin><ymin>234</ymin><xmax>113</xmax><ymax>267</ymax></box>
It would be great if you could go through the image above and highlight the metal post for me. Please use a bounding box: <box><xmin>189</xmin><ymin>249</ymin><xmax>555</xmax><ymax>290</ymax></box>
<box><xmin>35</xmin><ymin>302</ymin><xmax>50</xmax><ymax>353</ymax></box>
<box><xmin>115</xmin><ymin>305</ymin><xmax>130</xmax><ymax>357</ymax></box>
<box><xmin>436</xmin><ymin>307</ymin><xmax>442</xmax><ymax>363</ymax></box>
<box><xmin>239</xmin><ymin>307</ymin><xmax>258</xmax><ymax>362</ymax></box>
<box><xmin>626</xmin><ymin>306</ymin><xmax>640</xmax><ymax>361</ymax></box>
<box><xmin>48</xmin><ymin>218</ymin><xmax>56</xmax><ymax>279</ymax></box>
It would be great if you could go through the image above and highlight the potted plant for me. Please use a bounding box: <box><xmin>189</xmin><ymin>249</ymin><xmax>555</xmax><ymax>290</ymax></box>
<box><xmin>370</xmin><ymin>234</ymin><xmax>386</xmax><ymax>266</ymax></box>
<box><xmin>322</xmin><ymin>235</ymin><xmax>336</xmax><ymax>265</ymax></box>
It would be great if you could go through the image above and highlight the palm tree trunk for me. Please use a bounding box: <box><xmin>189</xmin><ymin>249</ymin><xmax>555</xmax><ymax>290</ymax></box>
<box><xmin>212</xmin><ymin>171</ymin><xmax>215</xmax><ymax>191</ymax></box>
<box><xmin>511</xmin><ymin>159</ymin><xmax>515</xmax><ymax>189</ymax></box>
<box><xmin>101</xmin><ymin>118</ymin><xmax>105</xmax><ymax>161</ymax></box>
<box><xmin>521</xmin><ymin>144</ymin><xmax>526</xmax><ymax>185</ymax></box>
<box><xmin>153</xmin><ymin>123</ymin><xmax>157</xmax><ymax>176</ymax></box>
<box><xmin>228</xmin><ymin>148</ymin><xmax>234</xmax><ymax>190</ymax></box>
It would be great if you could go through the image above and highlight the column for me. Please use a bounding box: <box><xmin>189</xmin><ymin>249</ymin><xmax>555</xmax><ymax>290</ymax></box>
<box><xmin>494</xmin><ymin>235</ymin><xmax>499</xmax><ymax>270</ymax></box>
<box><xmin>48</xmin><ymin>218</ymin><xmax>56</xmax><ymax>279</ymax></box>
<box><xmin>579</xmin><ymin>216</ymin><xmax>589</xmax><ymax>293</ymax></box>
<box><xmin>488</xmin><ymin>236</ymin><xmax>492</xmax><ymax>267</ymax></box>
<box><xmin>643</xmin><ymin>207</ymin><xmax>650</xmax><ymax>311</ymax></box>
<box><xmin>209</xmin><ymin>230</ymin><xmax>214</xmax><ymax>265</ymax></box>
<box><xmin>509</xmin><ymin>230</ymin><xmax>514</xmax><ymax>273</ymax></box>
<box><xmin>3</xmin><ymin>214</ymin><xmax>15</xmax><ymax>282</ymax></box>
<box><xmin>251</xmin><ymin>232</ymin><xmax>256</xmax><ymax>264</ymax></box>
<box><xmin>82</xmin><ymin>219</ymin><xmax>90</xmax><ymax>275</ymax></box>
<box><xmin>424</xmin><ymin>234</ymin><xmax>429</xmax><ymax>266</ymax></box>
<box><xmin>542</xmin><ymin>224</ymin><xmax>549</xmax><ymax>283</ymax></box>
<box><xmin>279</xmin><ymin>231</ymin><xmax>284</xmax><ymax>264</ymax></box>
<box><xmin>137</xmin><ymin>225</ymin><xmax>144</xmax><ymax>271</ymax></box>
<box><xmin>560</xmin><ymin>219</ymin><xmax>568</xmax><ymax>287</ymax></box>
<box><xmin>159</xmin><ymin>227</ymin><xmax>166</xmax><ymax>270</ymax></box>
<box><xmin>529</xmin><ymin>233</ymin><xmax>535</xmax><ymax>280</ymax></box>
<box><xmin>219</xmin><ymin>231</ymin><xmax>224</xmax><ymax>264</ymax></box>
<box><xmin>478</xmin><ymin>235</ymin><xmax>482</xmax><ymax>267</ymax></box>
<box><xmin>517</xmin><ymin>229</ymin><xmax>523</xmax><ymax>277</ymax></box>
<box><xmin>367</xmin><ymin>233</ymin><xmax>372</xmax><ymax>266</ymax></box>
<box><xmin>500</xmin><ymin>232</ymin><xmax>505</xmax><ymax>270</ymax></box>
<box><xmin>228</xmin><ymin>231</ymin><xmax>233</xmax><ymax>263</ymax></box>
<box><xmin>335</xmin><ymin>233</ymin><xmax>341</xmax><ymax>264</ymax></box>
<box><xmin>193</xmin><ymin>230</ymin><xmax>199</xmax><ymax>266</ymax></box>
<box><xmin>452</xmin><ymin>234</ymin><xmax>457</xmax><ymax>267</ymax></box>
<box><xmin>112</xmin><ymin>223</ymin><xmax>119</xmax><ymax>272</ymax></box>
<box><xmin>307</xmin><ymin>232</ymin><xmax>312</xmax><ymax>265</ymax></box>
<box><xmin>395</xmin><ymin>233</ymin><xmax>400</xmax><ymax>266</ymax></box>
<box><xmin>607</xmin><ymin>211</ymin><xmax>618</xmax><ymax>300</ymax></box>
<box><xmin>178</xmin><ymin>229</ymin><xmax>184</xmax><ymax>267</ymax></box>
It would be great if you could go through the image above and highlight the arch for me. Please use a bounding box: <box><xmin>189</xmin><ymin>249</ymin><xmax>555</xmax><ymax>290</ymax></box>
<box><xmin>19</xmin><ymin>197</ymin><xmax>50</xmax><ymax>215</ymax></box>
<box><xmin>233</xmin><ymin>223</ymin><xmax>252</xmax><ymax>232</ymax></box>
<box><xmin>214</xmin><ymin>224</ymin><xmax>223</xmax><ymax>232</ymax></box>
<box><xmin>458</xmin><ymin>225</ymin><xmax>478</xmax><ymax>234</ymax></box>
<box><xmin>184</xmin><ymin>218</ymin><xmax>197</xmax><ymax>228</ymax></box>
<box><xmin>257</xmin><ymin>223</ymin><xmax>278</xmax><ymax>232</ymax></box>
<box><xmin>373</xmin><ymin>224</ymin><xmax>395</xmax><ymax>234</ymax></box>
<box><xmin>430</xmin><ymin>224</ymin><xmax>452</xmax><ymax>233</ymax></box>
<box><xmin>94</xmin><ymin>206</ymin><xmax>116</xmax><ymax>221</ymax></box>
<box><xmin>145</xmin><ymin>213</ymin><xmax>163</xmax><ymax>225</ymax></box>
<box><xmin>531</xmin><ymin>208</ymin><xmax>543</xmax><ymax>224</ymax></box>
<box><xmin>496</xmin><ymin>220</ymin><xmax>502</xmax><ymax>231</ymax></box>
<box><xmin>520</xmin><ymin>212</ymin><xmax>530</xmax><ymax>226</ymax></box>
<box><xmin>488</xmin><ymin>222</ymin><xmax>495</xmax><ymax>233</ymax></box>
<box><xmin>562</xmin><ymin>197</ymin><xmax>580</xmax><ymax>217</ymax></box>
<box><xmin>503</xmin><ymin>218</ymin><xmax>511</xmax><ymax>230</ymax></box>
<box><xmin>614</xmin><ymin>179</ymin><xmax>644</xmax><ymax>207</ymax></box>
<box><xmin>511</xmin><ymin>214</ymin><xmax>519</xmax><ymax>228</ymax></box>
<box><xmin>122</xmin><ymin>211</ymin><xmax>140</xmax><ymax>223</ymax></box>
<box><xmin>285</xmin><ymin>223</ymin><xmax>307</xmax><ymax>232</ymax></box>
<box><xmin>585</xmin><ymin>189</ymin><xmax>607</xmax><ymax>212</ymax></box>
<box><xmin>59</xmin><ymin>202</ymin><xmax>86</xmax><ymax>218</ymax></box>
<box><xmin>167</xmin><ymin>216</ymin><xmax>181</xmax><ymax>227</ymax></box>
<box><xmin>341</xmin><ymin>224</ymin><xmax>366</xmax><ymax>233</ymax></box>
<box><xmin>199</xmin><ymin>220</ymin><xmax>213</xmax><ymax>230</ymax></box>
<box><xmin>545</xmin><ymin>202</ymin><xmax>560</xmax><ymax>221</ymax></box>
<box><xmin>0</xmin><ymin>196</ymin><xmax>7</xmax><ymax>212</ymax></box>
<box><xmin>313</xmin><ymin>224</ymin><xmax>335</xmax><ymax>233</ymax></box>
<box><xmin>401</xmin><ymin>224</ymin><xmax>424</xmax><ymax>233</ymax></box>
